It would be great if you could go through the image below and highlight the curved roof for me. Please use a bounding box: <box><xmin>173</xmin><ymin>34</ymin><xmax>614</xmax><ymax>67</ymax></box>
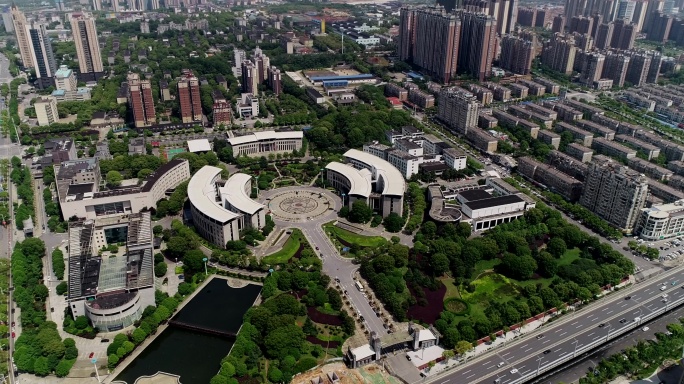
<box><xmin>325</xmin><ymin>162</ymin><xmax>372</xmax><ymax>198</ymax></box>
<box><xmin>188</xmin><ymin>166</ymin><xmax>240</xmax><ymax>224</ymax></box>
<box><xmin>221</xmin><ymin>173</ymin><xmax>265</xmax><ymax>215</ymax></box>
<box><xmin>343</xmin><ymin>149</ymin><xmax>406</xmax><ymax>196</ymax></box>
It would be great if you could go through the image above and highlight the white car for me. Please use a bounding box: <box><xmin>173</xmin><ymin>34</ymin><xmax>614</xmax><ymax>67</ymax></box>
<box><xmin>510</xmin><ymin>368</ymin><xmax>518</xmax><ymax>374</ymax></box>
<box><xmin>661</xmin><ymin>285</ymin><xmax>667</xmax><ymax>291</ymax></box>
<box><xmin>642</xmin><ymin>326</ymin><xmax>650</xmax><ymax>332</ymax></box>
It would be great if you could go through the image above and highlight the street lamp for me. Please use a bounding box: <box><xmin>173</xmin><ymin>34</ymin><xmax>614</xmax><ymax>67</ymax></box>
<box><xmin>202</xmin><ymin>257</ymin><xmax>208</xmax><ymax>275</ymax></box>
<box><xmin>536</xmin><ymin>355</ymin><xmax>543</xmax><ymax>376</ymax></box>
<box><xmin>572</xmin><ymin>338</ymin><xmax>579</xmax><ymax>358</ymax></box>
<box><xmin>255</xmin><ymin>175</ymin><xmax>259</xmax><ymax>196</ymax></box>
<box><xmin>320</xmin><ymin>168</ymin><xmax>325</xmax><ymax>188</ymax></box>
<box><xmin>341</xmin><ymin>193</ymin><xmax>346</xmax><ymax>207</ymax></box>
<box><xmin>92</xmin><ymin>358</ymin><xmax>101</xmax><ymax>383</ymax></box>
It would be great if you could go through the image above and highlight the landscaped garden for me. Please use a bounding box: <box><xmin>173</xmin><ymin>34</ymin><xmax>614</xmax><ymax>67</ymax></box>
<box><xmin>211</xmin><ymin>264</ymin><xmax>355</xmax><ymax>384</ymax></box>
<box><xmin>323</xmin><ymin>221</ymin><xmax>387</xmax><ymax>258</ymax></box>
<box><xmin>360</xmin><ymin>203</ymin><xmax>635</xmax><ymax>349</ymax></box>
<box><xmin>262</xmin><ymin>229</ymin><xmax>314</xmax><ymax>265</ymax></box>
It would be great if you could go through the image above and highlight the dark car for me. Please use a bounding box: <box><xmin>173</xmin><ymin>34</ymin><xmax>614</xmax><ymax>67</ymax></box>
<box><xmin>598</xmin><ymin>323</ymin><xmax>606</xmax><ymax>328</ymax></box>
<box><xmin>101</xmin><ymin>338</ymin><xmax>109</xmax><ymax>343</ymax></box>
<box><xmin>543</xmin><ymin>349</ymin><xmax>551</xmax><ymax>354</ymax></box>
<box><xmin>536</xmin><ymin>334</ymin><xmax>544</xmax><ymax>339</ymax></box>
<box><xmin>619</xmin><ymin>318</ymin><xmax>627</xmax><ymax>323</ymax></box>
<box><xmin>406</xmin><ymin>355</ymin><xmax>412</xmax><ymax>361</ymax></box>
<box><xmin>625</xmin><ymin>296</ymin><xmax>631</xmax><ymax>300</ymax></box>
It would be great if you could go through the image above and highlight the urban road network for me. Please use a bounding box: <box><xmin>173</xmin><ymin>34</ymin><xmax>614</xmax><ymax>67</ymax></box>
<box><xmin>425</xmin><ymin>266</ymin><xmax>684</xmax><ymax>384</ymax></box>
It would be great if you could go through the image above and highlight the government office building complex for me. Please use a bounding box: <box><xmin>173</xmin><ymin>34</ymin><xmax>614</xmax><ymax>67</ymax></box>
<box><xmin>325</xmin><ymin>149</ymin><xmax>406</xmax><ymax>217</ymax></box>
<box><xmin>187</xmin><ymin>166</ymin><xmax>267</xmax><ymax>248</ymax></box>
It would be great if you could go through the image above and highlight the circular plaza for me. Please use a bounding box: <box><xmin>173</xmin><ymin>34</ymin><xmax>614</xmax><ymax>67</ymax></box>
<box><xmin>261</xmin><ymin>187</ymin><xmax>341</xmax><ymax>223</ymax></box>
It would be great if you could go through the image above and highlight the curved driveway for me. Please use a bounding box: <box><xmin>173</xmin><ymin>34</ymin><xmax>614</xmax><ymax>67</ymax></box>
<box><xmin>425</xmin><ymin>266</ymin><xmax>684</xmax><ymax>384</ymax></box>
<box><xmin>260</xmin><ymin>186</ymin><xmax>388</xmax><ymax>336</ymax></box>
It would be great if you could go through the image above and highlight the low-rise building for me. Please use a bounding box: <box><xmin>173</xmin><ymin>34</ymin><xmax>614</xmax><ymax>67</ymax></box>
<box><xmin>574</xmin><ymin>120</ymin><xmax>616</xmax><ymax>140</ymax></box>
<box><xmin>237</xmin><ymin>93</ymin><xmax>259</xmax><ymax>118</ymax></box>
<box><xmin>67</xmin><ymin>212</ymin><xmax>156</xmax><ymax>332</ymax></box>
<box><xmin>468</xmin><ymin>127</ymin><xmax>498</xmax><ymax>153</ymax></box>
<box><xmin>548</xmin><ymin>150</ymin><xmax>588</xmax><ymax>180</ymax></box>
<box><xmin>442</xmin><ymin>147</ymin><xmax>466</xmax><ymax>170</ymax></box>
<box><xmin>615</xmin><ymin>134</ymin><xmax>660</xmax><ymax>160</ymax></box>
<box><xmin>537</xmin><ymin>129</ymin><xmax>561</xmax><ymax>149</ymax></box>
<box><xmin>636</xmin><ymin>200</ymin><xmax>684</xmax><ymax>240</ymax></box>
<box><xmin>227</xmin><ymin>130</ymin><xmax>303</xmax><ymax>157</ymax></box>
<box><xmin>627</xmin><ymin>157</ymin><xmax>673</xmax><ymax>181</ymax></box>
<box><xmin>554</xmin><ymin>122</ymin><xmax>593</xmax><ymax>147</ymax></box>
<box><xmin>566</xmin><ymin>142</ymin><xmax>593</xmax><ymax>162</ymax></box>
<box><xmin>57</xmin><ymin>159</ymin><xmax>191</xmax><ymax>220</ymax></box>
<box><xmin>591</xmin><ymin>137</ymin><xmax>637</xmax><ymax>160</ymax></box>
<box><xmin>457</xmin><ymin>188</ymin><xmax>528</xmax><ymax>231</ymax></box>
<box><xmin>34</xmin><ymin>96</ymin><xmax>59</xmax><ymax>126</ymax></box>
<box><xmin>646</xmin><ymin>178</ymin><xmax>684</xmax><ymax>203</ymax></box>
<box><xmin>517</xmin><ymin>156</ymin><xmax>583</xmax><ymax>201</ymax></box>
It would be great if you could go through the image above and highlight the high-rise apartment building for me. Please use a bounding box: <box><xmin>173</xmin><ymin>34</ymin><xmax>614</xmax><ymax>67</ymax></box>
<box><xmin>11</xmin><ymin>5</ymin><xmax>32</xmax><ymax>69</ymax></box>
<box><xmin>398</xmin><ymin>6</ymin><xmax>461</xmax><ymax>84</ymax></box>
<box><xmin>616</xmin><ymin>0</ymin><xmax>636</xmax><ymax>21</ymax></box>
<box><xmin>603</xmin><ymin>52</ymin><xmax>630</xmax><ymax>87</ymax></box>
<box><xmin>459</xmin><ymin>12</ymin><xmax>497</xmax><ymax>82</ymax></box>
<box><xmin>2</xmin><ymin>7</ymin><xmax>14</xmax><ymax>33</ymax></box>
<box><xmin>631</xmin><ymin>0</ymin><xmax>648</xmax><ymax>31</ymax></box>
<box><xmin>27</xmin><ymin>21</ymin><xmax>56</xmax><ymax>86</ymax></box>
<box><xmin>570</xmin><ymin>15</ymin><xmax>594</xmax><ymax>34</ymax></box>
<box><xmin>646</xmin><ymin>51</ymin><xmax>663</xmax><ymax>83</ymax></box>
<box><xmin>541</xmin><ymin>33</ymin><xmax>577</xmax><ymax>75</ymax></box>
<box><xmin>127</xmin><ymin>73</ymin><xmax>156</xmax><ymax>128</ymax></box>
<box><xmin>70</xmin><ymin>13</ymin><xmax>104</xmax><ymax>77</ymax></box>
<box><xmin>580</xmin><ymin>157</ymin><xmax>649</xmax><ymax>232</ymax></box>
<box><xmin>241</xmin><ymin>60</ymin><xmax>259</xmax><ymax>95</ymax></box>
<box><xmin>610</xmin><ymin>19</ymin><xmax>637</xmax><ymax>49</ymax></box>
<box><xmin>253</xmin><ymin>47</ymin><xmax>270</xmax><ymax>84</ymax></box>
<box><xmin>177</xmin><ymin>71</ymin><xmax>202</xmax><ymax>123</ymax></box>
<box><xmin>626</xmin><ymin>51</ymin><xmax>652</xmax><ymax>86</ymax></box>
<box><xmin>579</xmin><ymin>52</ymin><xmax>605</xmax><ymax>86</ymax></box>
<box><xmin>552</xmin><ymin>15</ymin><xmax>566</xmax><ymax>33</ymax></box>
<box><xmin>646</xmin><ymin>12</ymin><xmax>673</xmax><ymax>42</ymax></box>
<box><xmin>642</xmin><ymin>0</ymin><xmax>664</xmax><ymax>33</ymax></box>
<box><xmin>500</xmin><ymin>34</ymin><xmax>536</xmax><ymax>75</ymax></box>
<box><xmin>517</xmin><ymin>7</ymin><xmax>536</xmax><ymax>26</ymax></box>
<box><xmin>595</xmin><ymin>22</ymin><xmax>615</xmax><ymax>49</ymax></box>
<box><xmin>437</xmin><ymin>87</ymin><xmax>480</xmax><ymax>134</ymax></box>
<box><xmin>267</xmin><ymin>66</ymin><xmax>282</xmax><ymax>96</ymax></box>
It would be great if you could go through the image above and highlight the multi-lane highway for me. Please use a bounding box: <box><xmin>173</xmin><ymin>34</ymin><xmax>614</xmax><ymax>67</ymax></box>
<box><xmin>427</xmin><ymin>266</ymin><xmax>684</xmax><ymax>384</ymax></box>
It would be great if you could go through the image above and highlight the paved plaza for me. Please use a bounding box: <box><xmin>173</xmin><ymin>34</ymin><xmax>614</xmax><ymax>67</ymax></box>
<box><xmin>262</xmin><ymin>187</ymin><xmax>341</xmax><ymax>223</ymax></box>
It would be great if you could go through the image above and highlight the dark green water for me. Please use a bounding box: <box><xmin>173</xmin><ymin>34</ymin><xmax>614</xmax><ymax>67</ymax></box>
<box><xmin>116</xmin><ymin>278</ymin><xmax>262</xmax><ymax>384</ymax></box>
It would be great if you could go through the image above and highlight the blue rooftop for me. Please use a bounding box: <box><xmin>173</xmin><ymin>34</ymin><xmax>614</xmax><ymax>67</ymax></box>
<box><xmin>309</xmin><ymin>74</ymin><xmax>375</xmax><ymax>82</ymax></box>
<box><xmin>55</xmin><ymin>65</ymin><xmax>72</xmax><ymax>79</ymax></box>
<box><xmin>407</xmin><ymin>72</ymin><xmax>424</xmax><ymax>80</ymax></box>
<box><xmin>51</xmin><ymin>90</ymin><xmax>65</xmax><ymax>96</ymax></box>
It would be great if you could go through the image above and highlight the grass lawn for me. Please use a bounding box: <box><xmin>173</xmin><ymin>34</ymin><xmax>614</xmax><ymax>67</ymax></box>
<box><xmin>472</xmin><ymin>259</ymin><xmax>500</xmax><ymax>278</ymax></box>
<box><xmin>323</xmin><ymin>223</ymin><xmax>387</xmax><ymax>248</ymax></box>
<box><xmin>262</xmin><ymin>229</ymin><xmax>304</xmax><ymax>264</ymax></box>
<box><xmin>558</xmin><ymin>248</ymin><xmax>581</xmax><ymax>266</ymax></box>
<box><xmin>440</xmin><ymin>277</ymin><xmax>462</xmax><ymax>301</ymax></box>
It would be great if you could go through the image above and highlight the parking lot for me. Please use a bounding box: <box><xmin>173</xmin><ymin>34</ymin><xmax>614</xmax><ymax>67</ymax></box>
<box><xmin>652</xmin><ymin>237</ymin><xmax>684</xmax><ymax>263</ymax></box>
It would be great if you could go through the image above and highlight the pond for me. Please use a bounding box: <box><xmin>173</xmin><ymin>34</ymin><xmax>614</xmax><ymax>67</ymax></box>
<box><xmin>115</xmin><ymin>278</ymin><xmax>262</xmax><ymax>384</ymax></box>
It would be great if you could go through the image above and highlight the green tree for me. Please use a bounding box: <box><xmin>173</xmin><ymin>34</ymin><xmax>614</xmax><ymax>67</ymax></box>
<box><xmin>348</xmin><ymin>200</ymin><xmax>373</xmax><ymax>223</ymax></box>
<box><xmin>108</xmin><ymin>354</ymin><xmax>119</xmax><ymax>369</ymax></box>
<box><xmin>154</xmin><ymin>262</ymin><xmax>168</xmax><ymax>277</ymax></box>
<box><xmin>33</xmin><ymin>356</ymin><xmax>50</xmax><ymax>376</ymax></box>
<box><xmin>132</xmin><ymin>328</ymin><xmax>147</xmax><ymax>345</ymax></box>
<box><xmin>106</xmin><ymin>170</ymin><xmax>123</xmax><ymax>187</ymax></box>
<box><xmin>382</xmin><ymin>212</ymin><xmax>405</xmax><ymax>232</ymax></box>
<box><xmin>455</xmin><ymin>340</ymin><xmax>473</xmax><ymax>356</ymax></box>
<box><xmin>546</xmin><ymin>238</ymin><xmax>567</xmax><ymax>258</ymax></box>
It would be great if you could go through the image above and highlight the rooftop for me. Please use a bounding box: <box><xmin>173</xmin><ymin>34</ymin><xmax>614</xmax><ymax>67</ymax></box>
<box><xmin>325</xmin><ymin>162</ymin><xmax>372</xmax><ymax>198</ymax></box>
<box><xmin>458</xmin><ymin>188</ymin><xmax>493</xmax><ymax>202</ymax></box>
<box><xmin>187</xmin><ymin>139</ymin><xmax>211</xmax><ymax>153</ymax></box>
<box><xmin>464</xmin><ymin>194</ymin><xmax>525</xmax><ymax>210</ymax></box>
<box><xmin>344</xmin><ymin>149</ymin><xmax>406</xmax><ymax>196</ymax></box>
<box><xmin>141</xmin><ymin>159</ymin><xmax>188</xmax><ymax>193</ymax></box>
<box><xmin>228</xmin><ymin>130</ymin><xmax>303</xmax><ymax>146</ymax></box>
<box><xmin>221</xmin><ymin>173</ymin><xmax>265</xmax><ymax>215</ymax></box>
<box><xmin>188</xmin><ymin>166</ymin><xmax>241</xmax><ymax>224</ymax></box>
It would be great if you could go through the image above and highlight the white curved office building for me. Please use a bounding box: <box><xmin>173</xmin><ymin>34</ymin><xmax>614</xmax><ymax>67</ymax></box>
<box><xmin>188</xmin><ymin>166</ymin><xmax>266</xmax><ymax>248</ymax></box>
<box><xmin>325</xmin><ymin>149</ymin><xmax>406</xmax><ymax>217</ymax></box>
